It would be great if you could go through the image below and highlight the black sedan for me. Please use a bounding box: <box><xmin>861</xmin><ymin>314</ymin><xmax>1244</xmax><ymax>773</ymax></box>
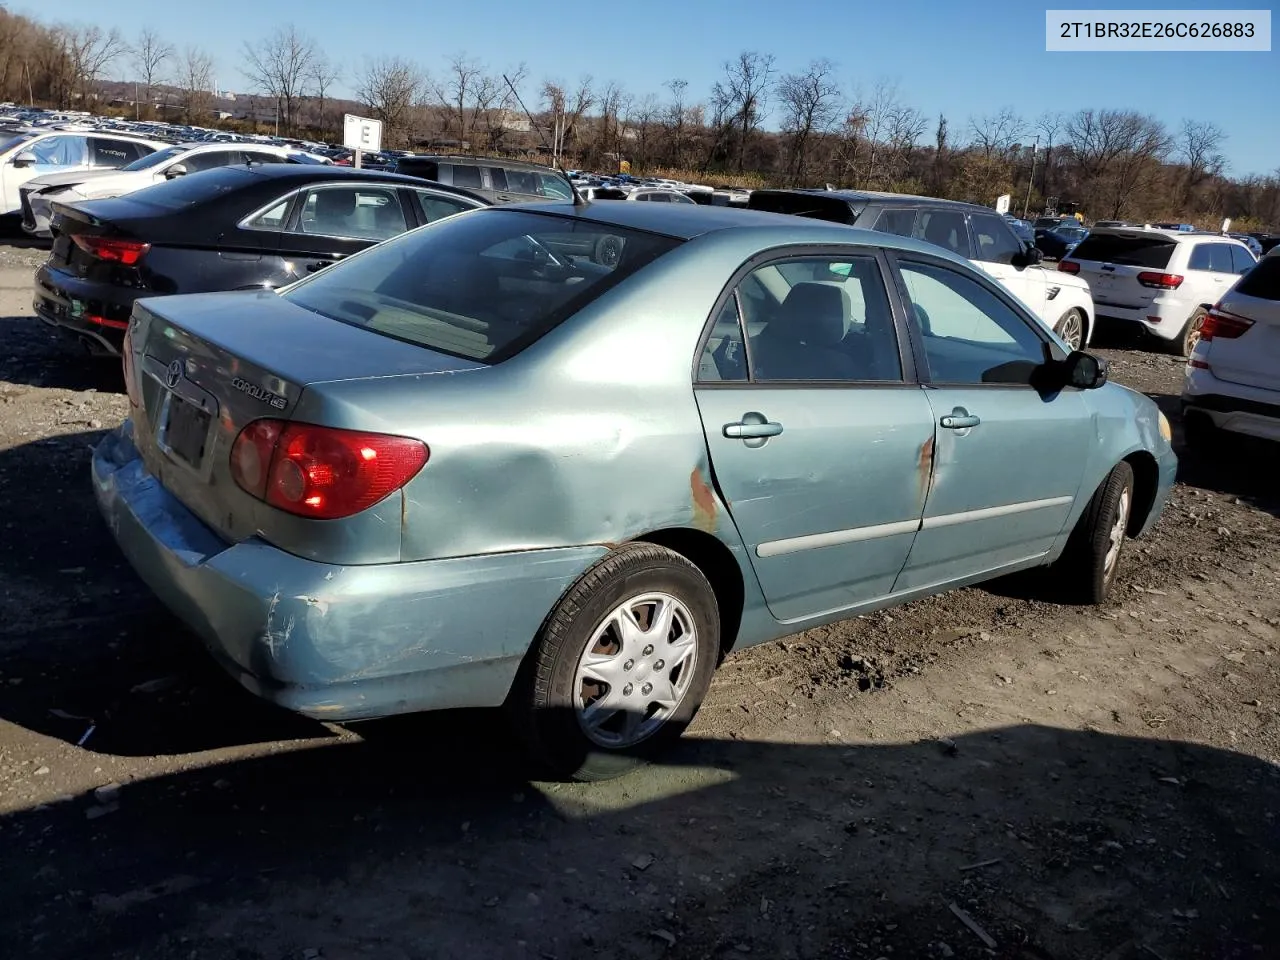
<box><xmin>33</xmin><ymin>165</ymin><xmax>488</xmax><ymax>356</ymax></box>
<box><xmin>1036</xmin><ymin>223</ymin><xmax>1089</xmax><ymax>259</ymax></box>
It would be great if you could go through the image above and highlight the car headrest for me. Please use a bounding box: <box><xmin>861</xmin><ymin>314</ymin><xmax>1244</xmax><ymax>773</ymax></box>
<box><xmin>315</xmin><ymin>190</ymin><xmax>357</xmax><ymax>219</ymax></box>
<box><xmin>778</xmin><ymin>281</ymin><xmax>851</xmax><ymax>346</ymax></box>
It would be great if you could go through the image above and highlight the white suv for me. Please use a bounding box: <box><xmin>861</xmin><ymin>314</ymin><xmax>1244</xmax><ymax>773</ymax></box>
<box><xmin>0</xmin><ymin>130</ymin><xmax>165</xmax><ymax>216</ymax></box>
<box><xmin>1060</xmin><ymin>227</ymin><xmax>1258</xmax><ymax>355</ymax></box>
<box><xmin>1181</xmin><ymin>248</ymin><xmax>1280</xmax><ymax>447</ymax></box>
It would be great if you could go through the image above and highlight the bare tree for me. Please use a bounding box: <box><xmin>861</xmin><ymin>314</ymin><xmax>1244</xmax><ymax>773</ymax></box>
<box><xmin>541</xmin><ymin>77</ymin><xmax>593</xmax><ymax>165</ymax></box>
<box><xmin>355</xmin><ymin>56</ymin><xmax>423</xmax><ymax>148</ymax></box>
<box><xmin>776</xmin><ymin>58</ymin><xmax>841</xmax><ymax>182</ymax></box>
<box><xmin>969</xmin><ymin>107</ymin><xmax>1025</xmax><ymax>160</ymax></box>
<box><xmin>663</xmin><ymin>78</ymin><xmax>688</xmax><ymax>167</ymax></box>
<box><xmin>1035</xmin><ymin>110</ymin><xmax>1065</xmax><ymax>200</ymax></box>
<box><xmin>929</xmin><ymin>113</ymin><xmax>950</xmax><ymax>194</ymax></box>
<box><xmin>1178</xmin><ymin>119</ymin><xmax>1226</xmax><ymax>204</ymax></box>
<box><xmin>176</xmin><ymin>46</ymin><xmax>214</xmax><ymax>124</ymax></box>
<box><xmin>1066</xmin><ymin>109</ymin><xmax>1171</xmax><ymax>218</ymax></box>
<box><xmin>131</xmin><ymin>28</ymin><xmax>172</xmax><ymax>105</ymax></box>
<box><xmin>64</xmin><ymin>25</ymin><xmax>125</xmax><ymax>104</ymax></box>
<box><xmin>625</xmin><ymin>93</ymin><xmax>661</xmax><ymax>171</ymax></box>
<box><xmin>711</xmin><ymin>51</ymin><xmax>776</xmax><ymax>172</ymax></box>
<box><xmin>241</xmin><ymin>24</ymin><xmax>316</xmax><ymax>135</ymax></box>
<box><xmin>307</xmin><ymin>54</ymin><xmax>340</xmax><ymax>137</ymax></box>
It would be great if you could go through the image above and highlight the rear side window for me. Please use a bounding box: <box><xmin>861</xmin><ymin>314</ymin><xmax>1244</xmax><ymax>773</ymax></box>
<box><xmin>1188</xmin><ymin>243</ymin><xmax>1234</xmax><ymax>273</ymax></box>
<box><xmin>914</xmin><ymin>209</ymin><xmax>971</xmax><ymax>259</ymax></box>
<box><xmin>450</xmin><ymin>164</ymin><xmax>483</xmax><ymax>189</ymax></box>
<box><xmin>874</xmin><ymin>207</ymin><xmax>916</xmax><ymax>237</ymax></box>
<box><xmin>185</xmin><ymin>150</ymin><xmax>240</xmax><ymax>173</ymax></box>
<box><xmin>1069</xmin><ymin>233</ymin><xmax>1175</xmax><ymax>268</ymax></box>
<box><xmin>281</xmin><ymin>210</ymin><xmax>682</xmax><ymax>363</ymax></box>
<box><xmin>1229</xmin><ymin>244</ymin><xmax>1257</xmax><ymax>274</ymax></box>
<box><xmin>1235</xmin><ymin>255</ymin><xmax>1280</xmax><ymax>300</ymax></box>
<box><xmin>395</xmin><ymin>159</ymin><xmax>439</xmax><ymax>181</ymax></box>
<box><xmin>90</xmin><ymin>138</ymin><xmax>142</xmax><ymax>166</ymax></box>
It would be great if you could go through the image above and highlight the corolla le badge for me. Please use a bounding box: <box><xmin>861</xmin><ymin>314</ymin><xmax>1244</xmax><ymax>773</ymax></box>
<box><xmin>231</xmin><ymin>376</ymin><xmax>288</xmax><ymax>410</ymax></box>
<box><xmin>164</xmin><ymin>360</ymin><xmax>183</xmax><ymax>389</ymax></box>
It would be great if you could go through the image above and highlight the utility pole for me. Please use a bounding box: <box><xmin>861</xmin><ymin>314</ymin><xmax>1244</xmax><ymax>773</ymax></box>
<box><xmin>135</xmin><ymin>81</ymin><xmax>139</xmax><ymax>120</ymax></box>
<box><xmin>1022</xmin><ymin>136</ymin><xmax>1039</xmax><ymax>219</ymax></box>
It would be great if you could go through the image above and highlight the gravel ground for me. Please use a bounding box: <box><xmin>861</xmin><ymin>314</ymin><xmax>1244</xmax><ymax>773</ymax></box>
<box><xmin>1</xmin><ymin>252</ymin><xmax>1278</xmax><ymax>960</ymax></box>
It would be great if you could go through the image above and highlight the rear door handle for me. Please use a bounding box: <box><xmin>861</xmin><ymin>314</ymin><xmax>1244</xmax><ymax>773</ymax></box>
<box><xmin>724</xmin><ymin>413</ymin><xmax>783</xmax><ymax>440</ymax></box>
<box><xmin>940</xmin><ymin>412</ymin><xmax>981</xmax><ymax>429</ymax></box>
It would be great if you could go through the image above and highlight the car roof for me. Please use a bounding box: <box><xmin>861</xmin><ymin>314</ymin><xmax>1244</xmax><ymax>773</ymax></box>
<box><xmin>399</xmin><ymin>154</ymin><xmax>563</xmax><ymax>174</ymax></box>
<box><xmin>493</xmin><ymin>200</ymin><xmax>971</xmax><ymax>260</ymax></box>
<box><xmin>215</xmin><ymin>164</ymin><xmax>444</xmax><ymax>187</ymax></box>
<box><xmin>758</xmin><ymin>188</ymin><xmax>993</xmax><ymax>213</ymax></box>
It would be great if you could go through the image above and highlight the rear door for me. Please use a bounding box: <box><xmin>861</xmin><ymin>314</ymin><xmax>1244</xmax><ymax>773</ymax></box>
<box><xmin>1204</xmin><ymin>255</ymin><xmax>1280</xmax><ymax>391</ymax></box>
<box><xmin>1185</xmin><ymin>242</ymin><xmax>1241</xmax><ymax>306</ymax></box>
<box><xmin>277</xmin><ymin>182</ymin><xmax>412</xmax><ymax>273</ymax></box>
<box><xmin>89</xmin><ymin>137</ymin><xmax>146</xmax><ymax>169</ymax></box>
<box><xmin>889</xmin><ymin>254</ymin><xmax>1092</xmax><ymax>590</ymax></box>
<box><xmin>693</xmin><ymin>249</ymin><xmax>934</xmax><ymax>623</ymax></box>
<box><xmin>1066</xmin><ymin>230</ymin><xmax>1178</xmax><ymax>311</ymax></box>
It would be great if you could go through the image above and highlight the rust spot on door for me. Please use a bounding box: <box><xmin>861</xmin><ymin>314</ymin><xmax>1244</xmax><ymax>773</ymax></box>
<box><xmin>917</xmin><ymin>434</ymin><xmax>935</xmax><ymax>505</ymax></box>
<box><xmin>691</xmin><ymin>466</ymin><xmax>717</xmax><ymax>533</ymax></box>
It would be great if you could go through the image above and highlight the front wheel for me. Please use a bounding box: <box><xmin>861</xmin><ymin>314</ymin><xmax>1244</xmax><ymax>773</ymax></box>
<box><xmin>1055</xmin><ymin>308</ymin><xmax>1086</xmax><ymax>351</ymax></box>
<box><xmin>511</xmin><ymin>543</ymin><xmax>720</xmax><ymax>781</ymax></box>
<box><xmin>1056</xmin><ymin>462</ymin><xmax>1134</xmax><ymax>604</ymax></box>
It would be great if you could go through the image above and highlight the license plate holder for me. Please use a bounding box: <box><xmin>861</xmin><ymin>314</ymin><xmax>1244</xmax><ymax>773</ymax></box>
<box><xmin>162</xmin><ymin>393</ymin><xmax>212</xmax><ymax>468</ymax></box>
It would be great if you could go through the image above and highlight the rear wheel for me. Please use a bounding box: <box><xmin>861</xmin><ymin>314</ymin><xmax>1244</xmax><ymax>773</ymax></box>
<box><xmin>511</xmin><ymin>543</ymin><xmax>720</xmax><ymax>781</ymax></box>
<box><xmin>1170</xmin><ymin>307</ymin><xmax>1207</xmax><ymax>357</ymax></box>
<box><xmin>1057</xmin><ymin>462</ymin><xmax>1134</xmax><ymax>604</ymax></box>
<box><xmin>1055</xmin><ymin>308</ymin><xmax>1086</xmax><ymax>350</ymax></box>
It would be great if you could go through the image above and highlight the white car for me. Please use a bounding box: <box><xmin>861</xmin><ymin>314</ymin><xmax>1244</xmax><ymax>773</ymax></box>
<box><xmin>626</xmin><ymin>188</ymin><xmax>696</xmax><ymax>204</ymax></box>
<box><xmin>1059</xmin><ymin>226</ymin><xmax>1259</xmax><ymax>355</ymax></box>
<box><xmin>19</xmin><ymin>141</ymin><xmax>320</xmax><ymax>238</ymax></box>
<box><xmin>0</xmin><ymin>130</ymin><xmax>165</xmax><ymax>217</ymax></box>
<box><xmin>1181</xmin><ymin>248</ymin><xmax>1280</xmax><ymax>446</ymax></box>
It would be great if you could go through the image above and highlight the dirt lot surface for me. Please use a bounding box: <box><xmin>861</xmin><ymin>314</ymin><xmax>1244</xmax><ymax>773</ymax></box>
<box><xmin>1</xmin><ymin>251</ymin><xmax>1278</xmax><ymax>960</ymax></box>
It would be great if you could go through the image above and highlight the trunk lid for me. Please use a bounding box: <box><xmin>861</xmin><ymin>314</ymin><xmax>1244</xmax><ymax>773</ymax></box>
<box><xmin>127</xmin><ymin>290</ymin><xmax>482</xmax><ymax>545</ymax></box>
<box><xmin>1065</xmin><ymin>230</ymin><xmax>1178</xmax><ymax>311</ymax></box>
<box><xmin>1206</xmin><ymin>257</ymin><xmax>1280</xmax><ymax>391</ymax></box>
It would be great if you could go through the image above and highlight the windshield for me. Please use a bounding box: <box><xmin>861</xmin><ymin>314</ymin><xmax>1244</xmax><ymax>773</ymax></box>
<box><xmin>121</xmin><ymin>145</ymin><xmax>191</xmax><ymax>171</ymax></box>
<box><xmin>0</xmin><ymin>132</ymin><xmax>34</xmax><ymax>156</ymax></box>
<box><xmin>281</xmin><ymin>209</ymin><xmax>683</xmax><ymax>363</ymax></box>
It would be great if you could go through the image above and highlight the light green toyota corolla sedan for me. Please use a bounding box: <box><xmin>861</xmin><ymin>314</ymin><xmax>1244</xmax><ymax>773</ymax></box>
<box><xmin>93</xmin><ymin>200</ymin><xmax>1177</xmax><ymax>779</ymax></box>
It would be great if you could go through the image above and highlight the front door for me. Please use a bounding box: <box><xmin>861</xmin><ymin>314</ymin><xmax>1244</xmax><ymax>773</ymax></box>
<box><xmin>889</xmin><ymin>255</ymin><xmax>1093</xmax><ymax>591</ymax></box>
<box><xmin>694</xmin><ymin>251</ymin><xmax>934</xmax><ymax>623</ymax></box>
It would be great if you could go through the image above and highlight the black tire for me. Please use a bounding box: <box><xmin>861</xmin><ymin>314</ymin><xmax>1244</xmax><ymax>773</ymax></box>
<box><xmin>1057</xmin><ymin>462</ymin><xmax>1135</xmax><ymax>605</ymax></box>
<box><xmin>1055</xmin><ymin>308</ymin><xmax>1086</xmax><ymax>350</ymax></box>
<box><xmin>1169</xmin><ymin>307</ymin><xmax>1207</xmax><ymax>357</ymax></box>
<box><xmin>510</xmin><ymin>542</ymin><xmax>720</xmax><ymax>782</ymax></box>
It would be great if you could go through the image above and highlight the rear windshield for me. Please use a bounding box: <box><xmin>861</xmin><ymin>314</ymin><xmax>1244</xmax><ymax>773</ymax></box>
<box><xmin>393</xmin><ymin>158</ymin><xmax>439</xmax><ymax>180</ymax></box>
<box><xmin>1069</xmin><ymin>233</ymin><xmax>1176</xmax><ymax>268</ymax></box>
<box><xmin>747</xmin><ymin>191</ymin><xmax>862</xmax><ymax>225</ymax></box>
<box><xmin>125</xmin><ymin>165</ymin><xmax>257</xmax><ymax>210</ymax></box>
<box><xmin>280</xmin><ymin>209</ymin><xmax>682</xmax><ymax>363</ymax></box>
<box><xmin>1235</xmin><ymin>254</ymin><xmax>1280</xmax><ymax>301</ymax></box>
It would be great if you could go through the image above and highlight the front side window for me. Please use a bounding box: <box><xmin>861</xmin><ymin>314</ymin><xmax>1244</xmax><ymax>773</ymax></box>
<box><xmin>295</xmin><ymin>186</ymin><xmax>408</xmax><ymax>241</ymax></box>
<box><xmin>122</xmin><ymin>145</ymin><xmax>190</xmax><ymax>171</ymax></box>
<box><xmin>281</xmin><ymin>210</ymin><xmax>681</xmax><ymax>363</ymax></box>
<box><xmin>538</xmin><ymin>173</ymin><xmax>573</xmax><ymax>200</ymax></box>
<box><xmin>914</xmin><ymin>209</ymin><xmax>972</xmax><ymax>258</ymax></box>
<box><xmin>1230</xmin><ymin>244</ymin><xmax>1259</xmax><ymax>275</ymax></box>
<box><xmin>185</xmin><ymin>150</ymin><xmax>241</xmax><ymax>173</ymax></box>
<box><xmin>898</xmin><ymin>260</ymin><xmax>1045</xmax><ymax>385</ymax></box>
<box><xmin>969</xmin><ymin>213</ymin><xmax>1023</xmax><ymax>265</ymax></box>
<box><xmin>702</xmin><ymin>255</ymin><xmax>902</xmax><ymax>383</ymax></box>
<box><xmin>28</xmin><ymin>135</ymin><xmax>87</xmax><ymax>168</ymax></box>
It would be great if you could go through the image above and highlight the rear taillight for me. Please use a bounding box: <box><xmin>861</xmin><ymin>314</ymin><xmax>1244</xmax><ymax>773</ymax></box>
<box><xmin>1199</xmin><ymin>305</ymin><xmax>1254</xmax><ymax>341</ymax></box>
<box><xmin>71</xmin><ymin>234</ymin><xmax>151</xmax><ymax>266</ymax></box>
<box><xmin>1057</xmin><ymin>260</ymin><xmax>1080</xmax><ymax>274</ymax></box>
<box><xmin>231</xmin><ymin>419</ymin><xmax>428</xmax><ymax>520</ymax></box>
<box><xmin>121</xmin><ymin>327</ymin><xmax>139</xmax><ymax>408</ymax></box>
<box><xmin>1136</xmin><ymin>271</ymin><xmax>1183</xmax><ymax>290</ymax></box>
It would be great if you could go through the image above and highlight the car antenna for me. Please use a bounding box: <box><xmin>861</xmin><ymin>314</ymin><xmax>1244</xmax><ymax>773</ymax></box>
<box><xmin>502</xmin><ymin>73</ymin><xmax>585</xmax><ymax>207</ymax></box>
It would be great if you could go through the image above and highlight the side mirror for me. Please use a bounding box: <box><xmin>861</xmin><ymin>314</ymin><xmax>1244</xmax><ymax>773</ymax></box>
<box><xmin>11</xmin><ymin>151</ymin><xmax>36</xmax><ymax>168</ymax></box>
<box><xmin>1063</xmin><ymin>350</ymin><xmax>1108</xmax><ymax>389</ymax></box>
<box><xmin>164</xmin><ymin>163</ymin><xmax>189</xmax><ymax>179</ymax></box>
<box><xmin>1011</xmin><ymin>245</ymin><xmax>1043</xmax><ymax>269</ymax></box>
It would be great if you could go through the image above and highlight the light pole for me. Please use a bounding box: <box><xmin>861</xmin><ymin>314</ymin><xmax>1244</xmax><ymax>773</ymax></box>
<box><xmin>1022</xmin><ymin>136</ymin><xmax>1039</xmax><ymax>219</ymax></box>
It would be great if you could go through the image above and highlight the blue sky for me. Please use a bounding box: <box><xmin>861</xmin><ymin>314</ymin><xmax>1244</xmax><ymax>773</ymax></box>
<box><xmin>23</xmin><ymin>0</ymin><xmax>1278</xmax><ymax>174</ymax></box>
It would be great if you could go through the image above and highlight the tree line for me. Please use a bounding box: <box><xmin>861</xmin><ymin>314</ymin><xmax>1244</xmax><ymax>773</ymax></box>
<box><xmin>1</xmin><ymin>9</ymin><xmax>1276</xmax><ymax>229</ymax></box>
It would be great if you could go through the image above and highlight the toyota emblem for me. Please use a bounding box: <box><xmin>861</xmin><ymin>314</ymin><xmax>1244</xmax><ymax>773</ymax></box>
<box><xmin>165</xmin><ymin>360</ymin><xmax>183</xmax><ymax>389</ymax></box>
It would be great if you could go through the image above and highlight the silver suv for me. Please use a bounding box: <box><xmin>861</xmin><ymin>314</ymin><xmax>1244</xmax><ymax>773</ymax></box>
<box><xmin>389</xmin><ymin>155</ymin><xmax>574</xmax><ymax>204</ymax></box>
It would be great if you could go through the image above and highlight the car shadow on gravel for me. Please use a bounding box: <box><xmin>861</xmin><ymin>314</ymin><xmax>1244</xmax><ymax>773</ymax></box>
<box><xmin>0</xmin><ymin>315</ymin><xmax>125</xmax><ymax>394</ymax></box>
<box><xmin>0</xmin><ymin>430</ymin><xmax>328</xmax><ymax>755</ymax></box>
<box><xmin>0</xmin><ymin>715</ymin><xmax>1276</xmax><ymax>960</ymax></box>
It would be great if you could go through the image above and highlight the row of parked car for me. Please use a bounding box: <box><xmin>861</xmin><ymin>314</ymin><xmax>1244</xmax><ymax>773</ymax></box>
<box><xmin>19</xmin><ymin>146</ymin><xmax>1273</xmax><ymax>780</ymax></box>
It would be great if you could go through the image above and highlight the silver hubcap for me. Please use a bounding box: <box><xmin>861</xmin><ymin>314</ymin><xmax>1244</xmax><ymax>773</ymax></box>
<box><xmin>1059</xmin><ymin>310</ymin><xmax>1083</xmax><ymax>350</ymax></box>
<box><xmin>573</xmin><ymin>592</ymin><xmax>698</xmax><ymax>748</ymax></box>
<box><xmin>1104</xmin><ymin>488</ymin><xmax>1130</xmax><ymax>581</ymax></box>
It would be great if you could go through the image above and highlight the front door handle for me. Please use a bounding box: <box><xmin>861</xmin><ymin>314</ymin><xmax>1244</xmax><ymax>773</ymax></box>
<box><xmin>724</xmin><ymin>412</ymin><xmax>783</xmax><ymax>440</ymax></box>
<box><xmin>940</xmin><ymin>410</ymin><xmax>981</xmax><ymax>429</ymax></box>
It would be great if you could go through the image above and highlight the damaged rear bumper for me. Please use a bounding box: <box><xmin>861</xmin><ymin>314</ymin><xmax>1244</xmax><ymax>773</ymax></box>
<box><xmin>91</xmin><ymin>423</ymin><xmax>605</xmax><ymax>721</ymax></box>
